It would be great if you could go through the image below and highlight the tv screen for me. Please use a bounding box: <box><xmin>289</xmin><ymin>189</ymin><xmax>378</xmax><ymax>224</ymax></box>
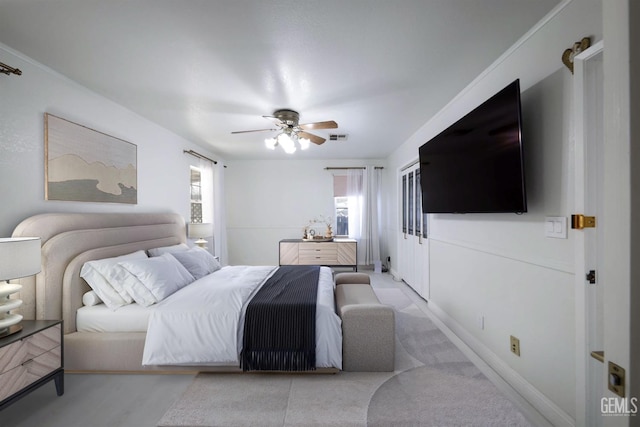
<box><xmin>419</xmin><ymin>79</ymin><xmax>527</xmax><ymax>214</ymax></box>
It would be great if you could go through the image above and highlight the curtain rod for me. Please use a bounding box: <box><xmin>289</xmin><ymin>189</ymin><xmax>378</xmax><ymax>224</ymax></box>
<box><xmin>324</xmin><ymin>166</ymin><xmax>384</xmax><ymax>170</ymax></box>
<box><xmin>0</xmin><ymin>61</ymin><xmax>22</xmax><ymax>76</ymax></box>
<box><xmin>183</xmin><ymin>149</ymin><xmax>217</xmax><ymax>165</ymax></box>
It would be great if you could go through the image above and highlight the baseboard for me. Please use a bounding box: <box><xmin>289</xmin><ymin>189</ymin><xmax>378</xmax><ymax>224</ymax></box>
<box><xmin>395</xmin><ymin>281</ymin><xmax>574</xmax><ymax>427</ymax></box>
<box><xmin>388</xmin><ymin>267</ymin><xmax>403</xmax><ymax>282</ymax></box>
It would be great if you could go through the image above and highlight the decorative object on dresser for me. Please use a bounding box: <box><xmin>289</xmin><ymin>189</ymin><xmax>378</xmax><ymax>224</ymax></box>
<box><xmin>188</xmin><ymin>222</ymin><xmax>213</xmax><ymax>248</ymax></box>
<box><xmin>0</xmin><ymin>237</ymin><xmax>41</xmax><ymax>337</ymax></box>
<box><xmin>0</xmin><ymin>320</ymin><xmax>64</xmax><ymax>410</ymax></box>
<box><xmin>303</xmin><ymin>215</ymin><xmax>334</xmax><ymax>241</ymax></box>
<box><xmin>279</xmin><ymin>239</ymin><xmax>357</xmax><ymax>271</ymax></box>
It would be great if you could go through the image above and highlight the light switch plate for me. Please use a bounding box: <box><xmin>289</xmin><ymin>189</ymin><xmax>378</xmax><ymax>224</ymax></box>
<box><xmin>545</xmin><ymin>217</ymin><xmax>567</xmax><ymax>239</ymax></box>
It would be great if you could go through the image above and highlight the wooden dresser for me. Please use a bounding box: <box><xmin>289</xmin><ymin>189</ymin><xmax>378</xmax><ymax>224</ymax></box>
<box><xmin>279</xmin><ymin>239</ymin><xmax>357</xmax><ymax>271</ymax></box>
<box><xmin>0</xmin><ymin>320</ymin><xmax>64</xmax><ymax>410</ymax></box>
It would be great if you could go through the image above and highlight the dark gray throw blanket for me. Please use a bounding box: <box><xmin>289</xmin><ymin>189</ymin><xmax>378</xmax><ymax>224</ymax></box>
<box><xmin>240</xmin><ymin>265</ymin><xmax>320</xmax><ymax>371</ymax></box>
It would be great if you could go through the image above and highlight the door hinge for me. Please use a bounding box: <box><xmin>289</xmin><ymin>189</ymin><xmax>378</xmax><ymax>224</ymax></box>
<box><xmin>571</xmin><ymin>214</ymin><xmax>596</xmax><ymax>229</ymax></box>
<box><xmin>586</xmin><ymin>270</ymin><xmax>596</xmax><ymax>284</ymax></box>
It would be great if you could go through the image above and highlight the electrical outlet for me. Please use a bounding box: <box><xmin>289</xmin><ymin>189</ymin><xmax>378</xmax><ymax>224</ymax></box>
<box><xmin>510</xmin><ymin>335</ymin><xmax>521</xmax><ymax>356</ymax></box>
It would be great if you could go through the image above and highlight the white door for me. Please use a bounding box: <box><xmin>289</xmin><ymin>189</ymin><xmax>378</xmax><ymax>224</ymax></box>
<box><xmin>399</xmin><ymin>162</ymin><xmax>429</xmax><ymax>298</ymax></box>
<box><xmin>573</xmin><ymin>41</ymin><xmax>604</xmax><ymax>427</ymax></box>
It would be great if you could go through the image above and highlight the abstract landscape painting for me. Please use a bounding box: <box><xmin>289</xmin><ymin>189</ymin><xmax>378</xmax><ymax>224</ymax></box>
<box><xmin>45</xmin><ymin>113</ymin><xmax>137</xmax><ymax>204</ymax></box>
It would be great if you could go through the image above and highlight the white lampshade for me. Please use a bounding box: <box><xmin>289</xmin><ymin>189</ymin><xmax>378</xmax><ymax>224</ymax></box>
<box><xmin>0</xmin><ymin>237</ymin><xmax>41</xmax><ymax>337</ymax></box>
<box><xmin>188</xmin><ymin>223</ymin><xmax>213</xmax><ymax>248</ymax></box>
<box><xmin>188</xmin><ymin>223</ymin><xmax>213</xmax><ymax>239</ymax></box>
<box><xmin>0</xmin><ymin>237</ymin><xmax>41</xmax><ymax>281</ymax></box>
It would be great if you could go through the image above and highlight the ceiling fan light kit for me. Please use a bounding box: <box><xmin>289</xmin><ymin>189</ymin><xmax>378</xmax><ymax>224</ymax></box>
<box><xmin>233</xmin><ymin>109</ymin><xmax>338</xmax><ymax>154</ymax></box>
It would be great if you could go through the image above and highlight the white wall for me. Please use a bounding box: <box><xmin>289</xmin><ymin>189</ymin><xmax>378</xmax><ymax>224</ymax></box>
<box><xmin>225</xmin><ymin>158</ymin><xmax>386</xmax><ymax>266</ymax></box>
<box><xmin>0</xmin><ymin>44</ymin><xmax>220</xmax><ymax>237</ymax></box>
<box><xmin>385</xmin><ymin>0</ymin><xmax>602</xmax><ymax>424</ymax></box>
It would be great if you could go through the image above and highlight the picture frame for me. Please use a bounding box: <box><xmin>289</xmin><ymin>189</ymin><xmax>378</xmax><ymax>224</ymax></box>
<box><xmin>44</xmin><ymin>113</ymin><xmax>137</xmax><ymax>204</ymax></box>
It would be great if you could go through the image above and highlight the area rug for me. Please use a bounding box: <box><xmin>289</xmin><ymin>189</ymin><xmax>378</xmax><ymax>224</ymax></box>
<box><xmin>158</xmin><ymin>288</ymin><xmax>532</xmax><ymax>427</ymax></box>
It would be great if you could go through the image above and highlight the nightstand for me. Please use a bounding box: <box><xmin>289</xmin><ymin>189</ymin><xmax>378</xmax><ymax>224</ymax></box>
<box><xmin>0</xmin><ymin>320</ymin><xmax>64</xmax><ymax>410</ymax></box>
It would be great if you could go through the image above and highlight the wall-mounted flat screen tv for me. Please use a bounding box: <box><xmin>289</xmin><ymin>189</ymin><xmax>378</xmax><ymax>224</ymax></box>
<box><xmin>419</xmin><ymin>79</ymin><xmax>527</xmax><ymax>214</ymax></box>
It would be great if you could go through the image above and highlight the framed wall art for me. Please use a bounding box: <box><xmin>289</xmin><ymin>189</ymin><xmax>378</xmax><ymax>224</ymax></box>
<box><xmin>44</xmin><ymin>113</ymin><xmax>137</xmax><ymax>204</ymax></box>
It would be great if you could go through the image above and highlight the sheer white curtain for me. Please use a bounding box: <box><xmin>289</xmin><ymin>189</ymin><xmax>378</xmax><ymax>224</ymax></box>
<box><xmin>346</xmin><ymin>168</ymin><xmax>363</xmax><ymax>241</ymax></box>
<box><xmin>198</xmin><ymin>158</ymin><xmax>214</xmax><ymax>226</ymax></box>
<box><xmin>363</xmin><ymin>166</ymin><xmax>382</xmax><ymax>266</ymax></box>
<box><xmin>212</xmin><ymin>163</ymin><xmax>228</xmax><ymax>265</ymax></box>
<box><xmin>347</xmin><ymin>166</ymin><xmax>381</xmax><ymax>266</ymax></box>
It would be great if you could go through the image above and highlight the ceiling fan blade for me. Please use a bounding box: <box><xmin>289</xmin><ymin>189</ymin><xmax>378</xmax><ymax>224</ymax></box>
<box><xmin>230</xmin><ymin>128</ymin><xmax>277</xmax><ymax>134</ymax></box>
<box><xmin>299</xmin><ymin>120</ymin><xmax>338</xmax><ymax>130</ymax></box>
<box><xmin>298</xmin><ymin>131</ymin><xmax>325</xmax><ymax>145</ymax></box>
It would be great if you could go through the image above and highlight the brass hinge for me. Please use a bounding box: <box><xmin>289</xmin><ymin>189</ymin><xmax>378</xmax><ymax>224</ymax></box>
<box><xmin>571</xmin><ymin>214</ymin><xmax>596</xmax><ymax>230</ymax></box>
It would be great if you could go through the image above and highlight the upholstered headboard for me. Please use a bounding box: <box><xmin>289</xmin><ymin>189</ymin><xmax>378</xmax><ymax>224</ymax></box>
<box><xmin>12</xmin><ymin>213</ymin><xmax>186</xmax><ymax>333</ymax></box>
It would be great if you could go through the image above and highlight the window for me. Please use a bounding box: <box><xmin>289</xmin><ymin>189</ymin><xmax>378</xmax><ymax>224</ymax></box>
<box><xmin>334</xmin><ymin>196</ymin><xmax>349</xmax><ymax>236</ymax></box>
<box><xmin>332</xmin><ymin>174</ymin><xmax>350</xmax><ymax>236</ymax></box>
<box><xmin>190</xmin><ymin>166</ymin><xmax>203</xmax><ymax>223</ymax></box>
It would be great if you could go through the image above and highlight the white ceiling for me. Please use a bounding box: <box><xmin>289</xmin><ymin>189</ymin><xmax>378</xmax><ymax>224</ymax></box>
<box><xmin>0</xmin><ymin>0</ymin><xmax>560</xmax><ymax>160</ymax></box>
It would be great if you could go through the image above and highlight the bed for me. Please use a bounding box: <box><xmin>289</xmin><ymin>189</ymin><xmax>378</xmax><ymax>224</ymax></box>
<box><xmin>12</xmin><ymin>212</ymin><xmax>342</xmax><ymax>372</ymax></box>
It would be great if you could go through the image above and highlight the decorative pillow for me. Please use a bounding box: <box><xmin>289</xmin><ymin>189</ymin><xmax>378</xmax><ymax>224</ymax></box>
<box><xmin>169</xmin><ymin>247</ymin><xmax>221</xmax><ymax>279</ymax></box>
<box><xmin>80</xmin><ymin>250</ymin><xmax>148</xmax><ymax>310</ymax></box>
<box><xmin>147</xmin><ymin>243</ymin><xmax>189</xmax><ymax>257</ymax></box>
<box><xmin>82</xmin><ymin>290</ymin><xmax>103</xmax><ymax>306</ymax></box>
<box><xmin>118</xmin><ymin>253</ymin><xmax>195</xmax><ymax>304</ymax></box>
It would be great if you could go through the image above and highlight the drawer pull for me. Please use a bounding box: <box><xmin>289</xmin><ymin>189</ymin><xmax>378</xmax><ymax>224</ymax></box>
<box><xmin>21</xmin><ymin>359</ymin><xmax>34</xmax><ymax>367</ymax></box>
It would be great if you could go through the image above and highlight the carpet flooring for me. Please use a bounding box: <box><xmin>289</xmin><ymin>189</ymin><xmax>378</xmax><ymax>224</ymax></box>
<box><xmin>158</xmin><ymin>286</ymin><xmax>533</xmax><ymax>427</ymax></box>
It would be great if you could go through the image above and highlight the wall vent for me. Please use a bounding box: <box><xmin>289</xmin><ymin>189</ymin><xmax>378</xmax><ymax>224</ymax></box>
<box><xmin>329</xmin><ymin>134</ymin><xmax>348</xmax><ymax>141</ymax></box>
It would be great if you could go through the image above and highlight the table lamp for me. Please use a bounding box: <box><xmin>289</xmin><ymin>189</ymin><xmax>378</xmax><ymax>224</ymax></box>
<box><xmin>0</xmin><ymin>237</ymin><xmax>41</xmax><ymax>337</ymax></box>
<box><xmin>187</xmin><ymin>223</ymin><xmax>213</xmax><ymax>248</ymax></box>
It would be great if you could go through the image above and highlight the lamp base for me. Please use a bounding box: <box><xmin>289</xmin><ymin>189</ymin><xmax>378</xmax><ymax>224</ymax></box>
<box><xmin>0</xmin><ymin>323</ymin><xmax>22</xmax><ymax>338</ymax></box>
<box><xmin>194</xmin><ymin>239</ymin><xmax>208</xmax><ymax>248</ymax></box>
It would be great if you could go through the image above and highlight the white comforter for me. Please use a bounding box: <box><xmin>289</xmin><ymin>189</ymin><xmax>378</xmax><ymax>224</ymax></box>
<box><xmin>142</xmin><ymin>265</ymin><xmax>342</xmax><ymax>369</ymax></box>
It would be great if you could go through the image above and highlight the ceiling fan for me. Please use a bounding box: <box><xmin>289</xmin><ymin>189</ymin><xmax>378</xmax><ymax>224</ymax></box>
<box><xmin>231</xmin><ymin>109</ymin><xmax>338</xmax><ymax>153</ymax></box>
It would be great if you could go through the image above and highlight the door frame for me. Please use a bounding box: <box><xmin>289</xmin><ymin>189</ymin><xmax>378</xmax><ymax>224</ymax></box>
<box><xmin>573</xmin><ymin>40</ymin><xmax>604</xmax><ymax>427</ymax></box>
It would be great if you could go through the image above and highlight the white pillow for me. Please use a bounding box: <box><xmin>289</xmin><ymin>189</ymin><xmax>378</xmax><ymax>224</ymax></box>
<box><xmin>80</xmin><ymin>250</ymin><xmax>148</xmax><ymax>310</ymax></box>
<box><xmin>120</xmin><ymin>272</ymin><xmax>157</xmax><ymax>307</ymax></box>
<box><xmin>147</xmin><ymin>243</ymin><xmax>189</xmax><ymax>257</ymax></box>
<box><xmin>170</xmin><ymin>247</ymin><xmax>221</xmax><ymax>279</ymax></box>
<box><xmin>82</xmin><ymin>290</ymin><xmax>103</xmax><ymax>306</ymax></box>
<box><xmin>118</xmin><ymin>253</ymin><xmax>195</xmax><ymax>303</ymax></box>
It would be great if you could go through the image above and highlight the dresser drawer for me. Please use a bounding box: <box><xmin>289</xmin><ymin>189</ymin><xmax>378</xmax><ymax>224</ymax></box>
<box><xmin>24</xmin><ymin>324</ymin><xmax>61</xmax><ymax>358</ymax></box>
<box><xmin>0</xmin><ymin>323</ymin><xmax>61</xmax><ymax>376</ymax></box>
<box><xmin>298</xmin><ymin>254</ymin><xmax>338</xmax><ymax>264</ymax></box>
<box><xmin>299</xmin><ymin>243</ymin><xmax>338</xmax><ymax>264</ymax></box>
<box><xmin>0</xmin><ymin>340</ymin><xmax>28</xmax><ymax>375</ymax></box>
<box><xmin>0</xmin><ymin>346</ymin><xmax>61</xmax><ymax>402</ymax></box>
<box><xmin>299</xmin><ymin>242</ymin><xmax>337</xmax><ymax>252</ymax></box>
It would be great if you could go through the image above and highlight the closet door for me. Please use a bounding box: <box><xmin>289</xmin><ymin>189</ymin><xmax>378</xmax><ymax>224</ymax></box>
<box><xmin>399</xmin><ymin>162</ymin><xmax>429</xmax><ymax>299</ymax></box>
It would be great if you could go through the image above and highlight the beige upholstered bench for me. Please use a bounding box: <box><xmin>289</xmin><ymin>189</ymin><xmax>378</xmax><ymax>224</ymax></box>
<box><xmin>334</xmin><ymin>273</ymin><xmax>395</xmax><ymax>372</ymax></box>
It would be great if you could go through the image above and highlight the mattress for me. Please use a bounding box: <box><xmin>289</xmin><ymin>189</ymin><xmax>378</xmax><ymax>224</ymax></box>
<box><xmin>76</xmin><ymin>303</ymin><xmax>151</xmax><ymax>333</ymax></box>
